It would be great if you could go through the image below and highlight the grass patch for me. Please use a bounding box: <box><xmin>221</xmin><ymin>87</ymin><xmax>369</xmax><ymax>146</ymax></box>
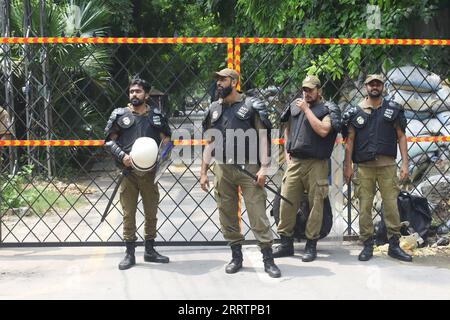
<box><xmin>21</xmin><ymin>186</ymin><xmax>85</xmax><ymax>215</ymax></box>
<box><xmin>1</xmin><ymin>165</ymin><xmax>88</xmax><ymax>216</ymax></box>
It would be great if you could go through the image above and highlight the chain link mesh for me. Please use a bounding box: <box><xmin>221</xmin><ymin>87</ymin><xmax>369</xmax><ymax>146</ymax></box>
<box><xmin>238</xmin><ymin>41</ymin><xmax>450</xmax><ymax>240</ymax></box>
<box><xmin>0</xmin><ymin>38</ymin><xmax>449</xmax><ymax>246</ymax></box>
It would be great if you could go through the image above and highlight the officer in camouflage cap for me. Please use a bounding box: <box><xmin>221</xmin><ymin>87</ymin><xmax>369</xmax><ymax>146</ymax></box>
<box><xmin>273</xmin><ymin>75</ymin><xmax>342</xmax><ymax>262</ymax></box>
<box><xmin>343</xmin><ymin>73</ymin><xmax>412</xmax><ymax>262</ymax></box>
<box><xmin>200</xmin><ymin>68</ymin><xmax>281</xmax><ymax>278</ymax></box>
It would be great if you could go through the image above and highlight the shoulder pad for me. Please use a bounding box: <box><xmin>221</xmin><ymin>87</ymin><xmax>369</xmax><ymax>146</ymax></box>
<box><xmin>105</xmin><ymin>107</ymin><xmax>129</xmax><ymax>139</ymax></box>
<box><xmin>243</xmin><ymin>97</ymin><xmax>271</xmax><ymax>128</ymax></box>
<box><xmin>387</xmin><ymin>99</ymin><xmax>401</xmax><ymax>110</ymax></box>
<box><xmin>116</xmin><ymin>108</ymin><xmax>134</xmax><ymax>129</ymax></box>
<box><xmin>341</xmin><ymin>104</ymin><xmax>357</xmax><ymax>138</ymax></box>
<box><xmin>324</xmin><ymin>101</ymin><xmax>342</xmax><ymax>132</ymax></box>
<box><xmin>324</xmin><ymin>101</ymin><xmax>338</xmax><ymax>112</ymax></box>
<box><xmin>350</xmin><ymin>107</ymin><xmax>369</xmax><ymax>129</ymax></box>
<box><xmin>209</xmin><ymin>100</ymin><xmax>223</xmax><ymax>124</ymax></box>
<box><xmin>111</xmin><ymin>107</ymin><xmax>128</xmax><ymax>119</ymax></box>
<box><xmin>245</xmin><ymin>96</ymin><xmax>267</xmax><ymax>111</ymax></box>
<box><xmin>342</xmin><ymin>105</ymin><xmax>358</xmax><ymax>124</ymax></box>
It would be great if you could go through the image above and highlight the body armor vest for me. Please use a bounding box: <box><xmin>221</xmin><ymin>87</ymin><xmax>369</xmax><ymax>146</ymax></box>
<box><xmin>287</xmin><ymin>101</ymin><xmax>336</xmax><ymax>159</ymax></box>
<box><xmin>208</xmin><ymin>98</ymin><xmax>261</xmax><ymax>164</ymax></box>
<box><xmin>351</xmin><ymin>99</ymin><xmax>400</xmax><ymax>163</ymax></box>
<box><xmin>115</xmin><ymin>108</ymin><xmax>166</xmax><ymax>153</ymax></box>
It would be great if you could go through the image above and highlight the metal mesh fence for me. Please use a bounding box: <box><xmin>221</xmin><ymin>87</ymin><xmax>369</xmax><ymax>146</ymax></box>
<box><xmin>0</xmin><ymin>36</ymin><xmax>449</xmax><ymax>246</ymax></box>
<box><xmin>0</xmin><ymin>38</ymin><xmax>235</xmax><ymax>245</ymax></box>
<box><xmin>236</xmin><ymin>38</ymin><xmax>450</xmax><ymax>241</ymax></box>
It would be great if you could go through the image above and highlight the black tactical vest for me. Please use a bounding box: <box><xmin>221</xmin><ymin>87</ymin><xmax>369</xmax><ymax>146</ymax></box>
<box><xmin>208</xmin><ymin>98</ymin><xmax>260</xmax><ymax>164</ymax></box>
<box><xmin>351</xmin><ymin>99</ymin><xmax>400</xmax><ymax>163</ymax></box>
<box><xmin>116</xmin><ymin>108</ymin><xmax>167</xmax><ymax>154</ymax></box>
<box><xmin>286</xmin><ymin>101</ymin><xmax>337</xmax><ymax>159</ymax></box>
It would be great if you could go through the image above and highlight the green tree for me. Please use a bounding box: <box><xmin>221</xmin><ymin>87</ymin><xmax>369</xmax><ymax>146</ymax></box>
<box><xmin>234</xmin><ymin>0</ymin><xmax>444</xmax><ymax>83</ymax></box>
<box><xmin>6</xmin><ymin>0</ymin><xmax>114</xmax><ymax>175</ymax></box>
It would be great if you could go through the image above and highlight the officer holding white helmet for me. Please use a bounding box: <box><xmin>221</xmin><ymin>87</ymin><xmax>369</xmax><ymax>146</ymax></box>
<box><xmin>105</xmin><ymin>77</ymin><xmax>171</xmax><ymax>270</ymax></box>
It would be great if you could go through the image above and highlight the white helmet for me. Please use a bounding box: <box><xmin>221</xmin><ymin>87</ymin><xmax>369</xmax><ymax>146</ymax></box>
<box><xmin>129</xmin><ymin>137</ymin><xmax>158</xmax><ymax>172</ymax></box>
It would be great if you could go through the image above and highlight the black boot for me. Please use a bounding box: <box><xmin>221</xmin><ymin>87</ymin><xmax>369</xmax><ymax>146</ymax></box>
<box><xmin>272</xmin><ymin>235</ymin><xmax>294</xmax><ymax>258</ymax></box>
<box><xmin>358</xmin><ymin>238</ymin><xmax>374</xmax><ymax>261</ymax></box>
<box><xmin>388</xmin><ymin>235</ymin><xmax>412</xmax><ymax>262</ymax></box>
<box><xmin>118</xmin><ymin>242</ymin><xmax>136</xmax><ymax>270</ymax></box>
<box><xmin>261</xmin><ymin>247</ymin><xmax>281</xmax><ymax>278</ymax></box>
<box><xmin>225</xmin><ymin>244</ymin><xmax>243</xmax><ymax>274</ymax></box>
<box><xmin>144</xmin><ymin>239</ymin><xmax>169</xmax><ymax>263</ymax></box>
<box><xmin>302</xmin><ymin>239</ymin><xmax>317</xmax><ymax>262</ymax></box>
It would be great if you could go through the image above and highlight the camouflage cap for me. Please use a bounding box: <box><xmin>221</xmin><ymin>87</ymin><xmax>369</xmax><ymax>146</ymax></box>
<box><xmin>364</xmin><ymin>74</ymin><xmax>385</xmax><ymax>84</ymax></box>
<box><xmin>214</xmin><ymin>68</ymin><xmax>239</xmax><ymax>80</ymax></box>
<box><xmin>302</xmin><ymin>75</ymin><xmax>321</xmax><ymax>89</ymax></box>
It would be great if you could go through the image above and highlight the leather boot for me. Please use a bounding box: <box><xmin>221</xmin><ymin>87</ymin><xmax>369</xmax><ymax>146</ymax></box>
<box><xmin>225</xmin><ymin>244</ymin><xmax>243</xmax><ymax>274</ymax></box>
<box><xmin>261</xmin><ymin>247</ymin><xmax>281</xmax><ymax>278</ymax></box>
<box><xmin>358</xmin><ymin>237</ymin><xmax>374</xmax><ymax>261</ymax></box>
<box><xmin>118</xmin><ymin>242</ymin><xmax>136</xmax><ymax>270</ymax></box>
<box><xmin>144</xmin><ymin>239</ymin><xmax>169</xmax><ymax>263</ymax></box>
<box><xmin>388</xmin><ymin>235</ymin><xmax>412</xmax><ymax>262</ymax></box>
<box><xmin>272</xmin><ymin>235</ymin><xmax>294</xmax><ymax>258</ymax></box>
<box><xmin>302</xmin><ymin>239</ymin><xmax>317</xmax><ymax>262</ymax></box>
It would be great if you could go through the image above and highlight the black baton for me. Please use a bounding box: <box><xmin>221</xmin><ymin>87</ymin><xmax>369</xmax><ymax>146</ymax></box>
<box><xmin>233</xmin><ymin>164</ymin><xmax>294</xmax><ymax>206</ymax></box>
<box><xmin>101</xmin><ymin>169</ymin><xmax>129</xmax><ymax>223</ymax></box>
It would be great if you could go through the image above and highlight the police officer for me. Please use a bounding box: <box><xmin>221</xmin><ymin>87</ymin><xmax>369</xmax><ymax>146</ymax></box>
<box><xmin>273</xmin><ymin>75</ymin><xmax>341</xmax><ymax>262</ymax></box>
<box><xmin>200</xmin><ymin>68</ymin><xmax>281</xmax><ymax>278</ymax></box>
<box><xmin>105</xmin><ymin>77</ymin><xmax>171</xmax><ymax>270</ymax></box>
<box><xmin>343</xmin><ymin>74</ymin><xmax>412</xmax><ymax>262</ymax></box>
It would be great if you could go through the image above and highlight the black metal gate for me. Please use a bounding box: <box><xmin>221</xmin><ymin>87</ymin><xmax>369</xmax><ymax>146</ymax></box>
<box><xmin>0</xmin><ymin>35</ymin><xmax>449</xmax><ymax>246</ymax></box>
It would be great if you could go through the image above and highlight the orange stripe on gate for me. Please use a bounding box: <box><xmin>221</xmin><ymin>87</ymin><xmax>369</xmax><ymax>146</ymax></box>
<box><xmin>0</xmin><ymin>37</ymin><xmax>233</xmax><ymax>44</ymax></box>
<box><xmin>1</xmin><ymin>136</ymin><xmax>449</xmax><ymax>147</ymax></box>
<box><xmin>0</xmin><ymin>140</ymin><xmax>105</xmax><ymax>147</ymax></box>
<box><xmin>235</xmin><ymin>37</ymin><xmax>449</xmax><ymax>46</ymax></box>
<box><xmin>234</xmin><ymin>38</ymin><xmax>241</xmax><ymax>91</ymax></box>
<box><xmin>2</xmin><ymin>37</ymin><xmax>446</xmax><ymax>47</ymax></box>
<box><xmin>227</xmin><ymin>39</ymin><xmax>234</xmax><ymax>69</ymax></box>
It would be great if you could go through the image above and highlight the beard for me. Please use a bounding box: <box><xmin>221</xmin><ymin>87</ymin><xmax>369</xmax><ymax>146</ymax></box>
<box><xmin>217</xmin><ymin>84</ymin><xmax>232</xmax><ymax>99</ymax></box>
<box><xmin>304</xmin><ymin>94</ymin><xmax>319</xmax><ymax>104</ymax></box>
<box><xmin>304</xmin><ymin>96</ymin><xmax>315</xmax><ymax>103</ymax></box>
<box><xmin>368</xmin><ymin>90</ymin><xmax>382</xmax><ymax>98</ymax></box>
<box><xmin>130</xmin><ymin>97</ymin><xmax>144</xmax><ymax>106</ymax></box>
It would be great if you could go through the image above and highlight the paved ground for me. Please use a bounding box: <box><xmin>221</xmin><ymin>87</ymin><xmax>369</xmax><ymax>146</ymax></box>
<box><xmin>1</xmin><ymin>241</ymin><xmax>449</xmax><ymax>300</ymax></box>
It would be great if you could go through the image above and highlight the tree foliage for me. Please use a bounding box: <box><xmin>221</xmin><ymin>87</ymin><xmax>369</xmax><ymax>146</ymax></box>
<box><xmin>3</xmin><ymin>0</ymin><xmax>448</xmax><ymax>174</ymax></box>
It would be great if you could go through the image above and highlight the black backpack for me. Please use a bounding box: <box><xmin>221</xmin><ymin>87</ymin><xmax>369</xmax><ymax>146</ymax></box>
<box><xmin>271</xmin><ymin>189</ymin><xmax>333</xmax><ymax>241</ymax></box>
<box><xmin>375</xmin><ymin>191</ymin><xmax>432</xmax><ymax>245</ymax></box>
